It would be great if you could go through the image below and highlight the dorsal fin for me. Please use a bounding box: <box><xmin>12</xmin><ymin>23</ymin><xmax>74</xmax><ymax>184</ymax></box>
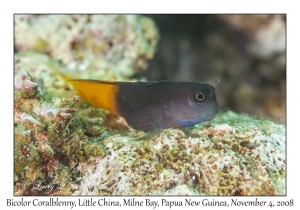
<box><xmin>143</xmin><ymin>80</ymin><xmax>171</xmax><ymax>87</ymax></box>
<box><xmin>69</xmin><ymin>79</ymin><xmax>172</xmax><ymax>87</ymax></box>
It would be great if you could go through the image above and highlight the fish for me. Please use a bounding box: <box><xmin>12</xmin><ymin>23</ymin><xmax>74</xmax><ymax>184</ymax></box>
<box><xmin>70</xmin><ymin>79</ymin><xmax>219</xmax><ymax>133</ymax></box>
<box><xmin>46</xmin><ymin>63</ymin><xmax>219</xmax><ymax>134</ymax></box>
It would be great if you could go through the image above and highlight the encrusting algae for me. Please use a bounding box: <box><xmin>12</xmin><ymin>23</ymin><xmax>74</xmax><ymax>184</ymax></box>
<box><xmin>73</xmin><ymin>112</ymin><xmax>285</xmax><ymax>196</ymax></box>
<box><xmin>14</xmin><ymin>15</ymin><xmax>285</xmax><ymax>196</ymax></box>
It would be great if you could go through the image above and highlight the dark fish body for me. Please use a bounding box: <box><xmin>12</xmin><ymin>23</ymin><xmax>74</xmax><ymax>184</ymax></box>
<box><xmin>70</xmin><ymin>80</ymin><xmax>219</xmax><ymax>132</ymax></box>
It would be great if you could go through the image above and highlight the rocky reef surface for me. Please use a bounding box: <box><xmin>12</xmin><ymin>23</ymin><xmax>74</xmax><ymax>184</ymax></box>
<box><xmin>15</xmin><ymin>14</ymin><xmax>158</xmax><ymax>80</ymax></box>
<box><xmin>14</xmin><ymin>15</ymin><xmax>285</xmax><ymax>196</ymax></box>
<box><xmin>74</xmin><ymin>112</ymin><xmax>285</xmax><ymax>195</ymax></box>
<box><xmin>14</xmin><ymin>14</ymin><xmax>159</xmax><ymax>196</ymax></box>
<box><xmin>14</xmin><ymin>69</ymin><xmax>107</xmax><ymax>195</ymax></box>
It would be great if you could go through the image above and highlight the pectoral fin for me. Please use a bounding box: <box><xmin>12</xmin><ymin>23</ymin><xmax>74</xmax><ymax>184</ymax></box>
<box><xmin>127</xmin><ymin>107</ymin><xmax>165</xmax><ymax>132</ymax></box>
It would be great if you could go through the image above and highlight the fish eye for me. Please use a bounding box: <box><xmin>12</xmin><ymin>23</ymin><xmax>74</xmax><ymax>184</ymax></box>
<box><xmin>196</xmin><ymin>93</ymin><xmax>204</xmax><ymax>100</ymax></box>
<box><xmin>193</xmin><ymin>91</ymin><xmax>206</xmax><ymax>103</ymax></box>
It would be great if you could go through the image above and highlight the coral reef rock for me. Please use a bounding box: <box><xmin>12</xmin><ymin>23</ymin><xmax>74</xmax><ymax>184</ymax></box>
<box><xmin>14</xmin><ymin>14</ymin><xmax>159</xmax><ymax>195</ymax></box>
<box><xmin>14</xmin><ymin>72</ymin><xmax>107</xmax><ymax>195</ymax></box>
<box><xmin>74</xmin><ymin>111</ymin><xmax>285</xmax><ymax>196</ymax></box>
<box><xmin>15</xmin><ymin>14</ymin><xmax>159</xmax><ymax>79</ymax></box>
